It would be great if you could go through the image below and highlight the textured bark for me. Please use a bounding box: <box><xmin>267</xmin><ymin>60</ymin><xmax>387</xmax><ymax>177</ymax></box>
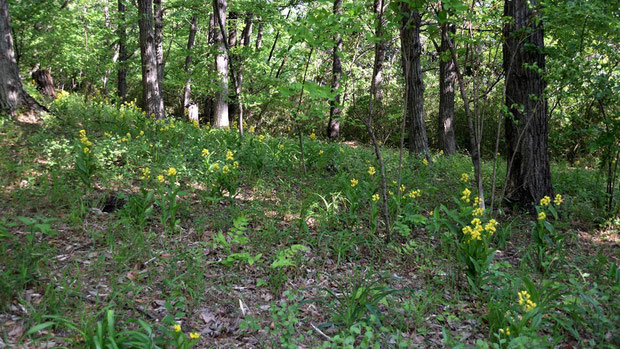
<box><xmin>327</xmin><ymin>0</ymin><xmax>343</xmax><ymax>140</ymax></box>
<box><xmin>227</xmin><ymin>11</ymin><xmax>238</xmax><ymax>120</ymax></box>
<box><xmin>138</xmin><ymin>0</ymin><xmax>165</xmax><ymax>119</ymax></box>
<box><xmin>32</xmin><ymin>69</ymin><xmax>57</xmax><ymax>99</ymax></box>
<box><xmin>371</xmin><ymin>0</ymin><xmax>388</xmax><ymax>104</ymax></box>
<box><xmin>255</xmin><ymin>20</ymin><xmax>263</xmax><ymax>51</ymax></box>
<box><xmin>212</xmin><ymin>0</ymin><xmax>229</xmax><ymax>128</ymax></box>
<box><xmin>0</xmin><ymin>0</ymin><xmax>45</xmax><ymax>114</ymax></box>
<box><xmin>153</xmin><ymin>0</ymin><xmax>164</xmax><ymax>95</ymax></box>
<box><xmin>117</xmin><ymin>0</ymin><xmax>127</xmax><ymax>100</ymax></box>
<box><xmin>400</xmin><ymin>3</ymin><xmax>429</xmax><ymax>155</ymax></box>
<box><xmin>438</xmin><ymin>23</ymin><xmax>457</xmax><ymax>154</ymax></box>
<box><xmin>183</xmin><ymin>14</ymin><xmax>197</xmax><ymax>116</ymax></box>
<box><xmin>503</xmin><ymin>0</ymin><xmax>552</xmax><ymax>206</ymax></box>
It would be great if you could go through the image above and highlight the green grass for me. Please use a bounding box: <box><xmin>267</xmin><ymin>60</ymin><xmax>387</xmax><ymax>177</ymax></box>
<box><xmin>0</xmin><ymin>93</ymin><xmax>618</xmax><ymax>348</ymax></box>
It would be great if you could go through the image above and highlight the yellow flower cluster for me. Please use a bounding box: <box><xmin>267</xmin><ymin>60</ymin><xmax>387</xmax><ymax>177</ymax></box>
<box><xmin>472</xmin><ymin>207</ymin><xmax>485</xmax><ymax>217</ymax></box>
<box><xmin>538</xmin><ymin>212</ymin><xmax>546</xmax><ymax>221</ymax></box>
<box><xmin>158</xmin><ymin>175</ymin><xmax>165</xmax><ymax>183</ymax></box>
<box><xmin>222</xmin><ymin>165</ymin><xmax>230</xmax><ymax>174</ymax></box>
<box><xmin>319</xmin><ymin>150</ymin><xmax>324</xmax><ymax>155</ymax></box>
<box><xmin>79</xmin><ymin>129</ymin><xmax>93</xmax><ymax>154</ymax></box>
<box><xmin>202</xmin><ymin>149</ymin><xmax>210</xmax><ymax>157</ymax></box>
<box><xmin>259</xmin><ymin>135</ymin><xmax>265</xmax><ymax>141</ymax></box>
<box><xmin>189</xmin><ymin>332</ymin><xmax>200</xmax><ymax>340</ymax></box>
<box><xmin>350</xmin><ymin>178</ymin><xmax>359</xmax><ymax>187</ymax></box>
<box><xmin>368</xmin><ymin>166</ymin><xmax>376</xmax><ymax>176</ymax></box>
<box><xmin>462</xmin><ymin>220</ymin><xmax>484</xmax><ymax>242</ymax></box>
<box><xmin>518</xmin><ymin>290</ymin><xmax>536</xmax><ymax>311</ymax></box>
<box><xmin>248</xmin><ymin>126</ymin><xmax>255</xmax><ymax>133</ymax></box>
<box><xmin>168</xmin><ymin>167</ymin><xmax>177</xmax><ymax>177</ymax></box>
<box><xmin>484</xmin><ymin>219</ymin><xmax>498</xmax><ymax>234</ymax></box>
<box><xmin>339</xmin><ymin>147</ymin><xmax>344</xmax><ymax>153</ymax></box>
<box><xmin>173</xmin><ymin>324</ymin><xmax>181</xmax><ymax>333</ymax></box>
<box><xmin>141</xmin><ymin>167</ymin><xmax>151</xmax><ymax>180</ymax></box>
<box><xmin>554</xmin><ymin>194</ymin><xmax>563</xmax><ymax>206</ymax></box>
<box><xmin>422</xmin><ymin>158</ymin><xmax>429</xmax><ymax>166</ymax></box>
<box><xmin>310</xmin><ymin>132</ymin><xmax>316</xmax><ymax>140</ymax></box>
<box><xmin>279</xmin><ymin>144</ymin><xmax>285</xmax><ymax>149</ymax></box>
<box><xmin>372</xmin><ymin>193</ymin><xmax>380</xmax><ymax>202</ymax></box>
<box><xmin>226</xmin><ymin>150</ymin><xmax>234</xmax><ymax>161</ymax></box>
<box><xmin>540</xmin><ymin>196</ymin><xmax>551</xmax><ymax>206</ymax></box>
<box><xmin>460</xmin><ymin>173</ymin><xmax>469</xmax><ymax>183</ymax></box>
<box><xmin>461</xmin><ymin>188</ymin><xmax>471</xmax><ymax>203</ymax></box>
<box><xmin>192</xmin><ymin>120</ymin><xmax>199</xmax><ymax>128</ymax></box>
<box><xmin>407</xmin><ymin>189</ymin><xmax>421</xmax><ymax>199</ymax></box>
<box><xmin>499</xmin><ymin>327</ymin><xmax>511</xmax><ymax>336</ymax></box>
<box><xmin>473</xmin><ymin>196</ymin><xmax>481</xmax><ymax>207</ymax></box>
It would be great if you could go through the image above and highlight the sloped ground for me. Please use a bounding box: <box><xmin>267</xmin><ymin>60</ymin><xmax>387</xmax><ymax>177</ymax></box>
<box><xmin>0</xmin><ymin>94</ymin><xmax>618</xmax><ymax>348</ymax></box>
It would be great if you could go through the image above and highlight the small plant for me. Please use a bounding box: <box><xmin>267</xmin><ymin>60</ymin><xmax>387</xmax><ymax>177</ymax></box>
<box><xmin>211</xmin><ymin>215</ymin><xmax>262</xmax><ymax>267</ymax></box>
<box><xmin>531</xmin><ymin>194</ymin><xmax>564</xmax><ymax>273</ymax></box>
<box><xmin>156</xmin><ymin>167</ymin><xmax>185</xmax><ymax>234</ymax></box>
<box><xmin>75</xmin><ymin>129</ymin><xmax>96</xmax><ymax>188</ymax></box>
<box><xmin>121</xmin><ymin>185</ymin><xmax>154</xmax><ymax>230</ymax></box>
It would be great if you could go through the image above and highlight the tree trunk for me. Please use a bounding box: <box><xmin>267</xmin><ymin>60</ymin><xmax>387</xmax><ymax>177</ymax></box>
<box><xmin>400</xmin><ymin>3</ymin><xmax>429</xmax><ymax>155</ymax></box>
<box><xmin>153</xmin><ymin>0</ymin><xmax>164</xmax><ymax>96</ymax></box>
<box><xmin>327</xmin><ymin>0</ymin><xmax>343</xmax><ymax>140</ymax></box>
<box><xmin>183</xmin><ymin>14</ymin><xmax>197</xmax><ymax>121</ymax></box>
<box><xmin>255</xmin><ymin>20</ymin><xmax>263</xmax><ymax>51</ymax></box>
<box><xmin>438</xmin><ymin>23</ymin><xmax>457</xmax><ymax>154</ymax></box>
<box><xmin>0</xmin><ymin>0</ymin><xmax>45</xmax><ymax>115</ymax></box>
<box><xmin>138</xmin><ymin>0</ymin><xmax>165</xmax><ymax>119</ymax></box>
<box><xmin>212</xmin><ymin>0</ymin><xmax>229</xmax><ymax>128</ymax></box>
<box><xmin>503</xmin><ymin>0</ymin><xmax>552</xmax><ymax>206</ymax></box>
<box><xmin>32</xmin><ymin>69</ymin><xmax>57</xmax><ymax>99</ymax></box>
<box><xmin>227</xmin><ymin>11</ymin><xmax>238</xmax><ymax>120</ymax></box>
<box><xmin>117</xmin><ymin>0</ymin><xmax>127</xmax><ymax>101</ymax></box>
<box><xmin>371</xmin><ymin>0</ymin><xmax>388</xmax><ymax>105</ymax></box>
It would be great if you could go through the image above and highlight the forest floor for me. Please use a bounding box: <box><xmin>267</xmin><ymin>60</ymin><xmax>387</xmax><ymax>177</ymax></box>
<box><xmin>0</xmin><ymin>94</ymin><xmax>619</xmax><ymax>348</ymax></box>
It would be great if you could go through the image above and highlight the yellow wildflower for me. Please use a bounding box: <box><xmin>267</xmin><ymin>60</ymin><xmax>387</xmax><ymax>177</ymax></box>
<box><xmin>168</xmin><ymin>167</ymin><xmax>177</xmax><ymax>177</ymax></box>
<box><xmin>538</xmin><ymin>212</ymin><xmax>546</xmax><ymax>221</ymax></box>
<box><xmin>189</xmin><ymin>332</ymin><xmax>200</xmax><ymax>340</ymax></box>
<box><xmin>192</xmin><ymin>120</ymin><xmax>199</xmax><ymax>128</ymax></box>
<box><xmin>518</xmin><ymin>290</ymin><xmax>536</xmax><ymax>311</ymax></box>
<box><xmin>430</xmin><ymin>210</ymin><xmax>434</xmax><ymax>216</ymax></box>
<box><xmin>372</xmin><ymin>193</ymin><xmax>380</xmax><ymax>202</ymax></box>
<box><xmin>400</xmin><ymin>184</ymin><xmax>406</xmax><ymax>193</ymax></box>
<box><xmin>461</xmin><ymin>188</ymin><xmax>471</xmax><ymax>202</ymax></box>
<box><xmin>226</xmin><ymin>150</ymin><xmax>234</xmax><ymax>161</ymax></box>
<box><xmin>339</xmin><ymin>147</ymin><xmax>344</xmax><ymax>153</ymax></box>
<box><xmin>233</xmin><ymin>161</ymin><xmax>239</xmax><ymax>169</ymax></box>
<box><xmin>554</xmin><ymin>194</ymin><xmax>563</xmax><ymax>206</ymax></box>
<box><xmin>83</xmin><ymin>147</ymin><xmax>90</xmax><ymax>154</ymax></box>
<box><xmin>202</xmin><ymin>149</ymin><xmax>210</xmax><ymax>157</ymax></box>
<box><xmin>471</xmin><ymin>218</ymin><xmax>482</xmax><ymax>226</ymax></box>
<box><xmin>472</xmin><ymin>207</ymin><xmax>485</xmax><ymax>217</ymax></box>
<box><xmin>222</xmin><ymin>165</ymin><xmax>230</xmax><ymax>174</ymax></box>
<box><xmin>157</xmin><ymin>175</ymin><xmax>165</xmax><ymax>183</ymax></box>
<box><xmin>350</xmin><ymin>178</ymin><xmax>359</xmax><ymax>187</ymax></box>
<box><xmin>368</xmin><ymin>166</ymin><xmax>376</xmax><ymax>176</ymax></box>
<box><xmin>173</xmin><ymin>324</ymin><xmax>181</xmax><ymax>333</ymax></box>
<box><xmin>248</xmin><ymin>126</ymin><xmax>255</xmax><ymax>133</ymax></box>
<box><xmin>310</xmin><ymin>132</ymin><xmax>316</xmax><ymax>140</ymax></box>
<box><xmin>460</xmin><ymin>173</ymin><xmax>469</xmax><ymax>183</ymax></box>
<box><xmin>422</xmin><ymin>158</ymin><xmax>429</xmax><ymax>166</ymax></box>
<box><xmin>319</xmin><ymin>150</ymin><xmax>324</xmax><ymax>155</ymax></box>
<box><xmin>540</xmin><ymin>196</ymin><xmax>551</xmax><ymax>207</ymax></box>
<box><xmin>259</xmin><ymin>135</ymin><xmax>265</xmax><ymax>141</ymax></box>
<box><xmin>499</xmin><ymin>327</ymin><xmax>510</xmax><ymax>336</ymax></box>
<box><xmin>439</xmin><ymin>150</ymin><xmax>444</xmax><ymax>155</ymax></box>
<box><xmin>485</xmin><ymin>219</ymin><xmax>498</xmax><ymax>234</ymax></box>
<box><xmin>140</xmin><ymin>130</ymin><xmax>144</xmax><ymax>136</ymax></box>
<box><xmin>141</xmin><ymin>167</ymin><xmax>151</xmax><ymax>180</ymax></box>
<box><xmin>279</xmin><ymin>144</ymin><xmax>284</xmax><ymax>149</ymax></box>
<box><xmin>212</xmin><ymin>163</ymin><xmax>220</xmax><ymax>170</ymax></box>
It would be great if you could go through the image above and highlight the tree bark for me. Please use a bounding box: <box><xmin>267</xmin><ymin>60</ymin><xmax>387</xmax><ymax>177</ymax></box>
<box><xmin>371</xmin><ymin>0</ymin><xmax>388</xmax><ymax>105</ymax></box>
<box><xmin>0</xmin><ymin>0</ymin><xmax>45</xmax><ymax>115</ymax></box>
<box><xmin>32</xmin><ymin>69</ymin><xmax>57</xmax><ymax>99</ymax></box>
<box><xmin>153</xmin><ymin>0</ymin><xmax>164</xmax><ymax>96</ymax></box>
<box><xmin>255</xmin><ymin>20</ymin><xmax>263</xmax><ymax>51</ymax></box>
<box><xmin>327</xmin><ymin>0</ymin><xmax>343</xmax><ymax>140</ymax></box>
<box><xmin>438</xmin><ymin>22</ymin><xmax>457</xmax><ymax>154</ymax></box>
<box><xmin>137</xmin><ymin>0</ymin><xmax>165</xmax><ymax>119</ymax></box>
<box><xmin>183</xmin><ymin>14</ymin><xmax>197</xmax><ymax>122</ymax></box>
<box><xmin>503</xmin><ymin>0</ymin><xmax>552</xmax><ymax>206</ymax></box>
<box><xmin>212</xmin><ymin>0</ymin><xmax>229</xmax><ymax>128</ymax></box>
<box><xmin>400</xmin><ymin>3</ymin><xmax>429</xmax><ymax>155</ymax></box>
<box><xmin>117</xmin><ymin>0</ymin><xmax>127</xmax><ymax>101</ymax></box>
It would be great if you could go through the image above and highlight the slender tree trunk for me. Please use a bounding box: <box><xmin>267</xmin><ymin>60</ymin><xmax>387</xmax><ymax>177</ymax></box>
<box><xmin>400</xmin><ymin>3</ymin><xmax>429</xmax><ymax>155</ymax></box>
<box><xmin>327</xmin><ymin>0</ymin><xmax>343</xmax><ymax>140</ymax></box>
<box><xmin>153</xmin><ymin>0</ymin><xmax>164</xmax><ymax>96</ymax></box>
<box><xmin>0</xmin><ymin>0</ymin><xmax>45</xmax><ymax>114</ymax></box>
<box><xmin>255</xmin><ymin>20</ymin><xmax>263</xmax><ymax>51</ymax></box>
<box><xmin>138</xmin><ymin>0</ymin><xmax>165</xmax><ymax>119</ymax></box>
<box><xmin>371</xmin><ymin>0</ymin><xmax>388</xmax><ymax>105</ymax></box>
<box><xmin>117</xmin><ymin>0</ymin><xmax>127</xmax><ymax>101</ymax></box>
<box><xmin>227</xmin><ymin>11</ymin><xmax>239</xmax><ymax>120</ymax></box>
<box><xmin>503</xmin><ymin>0</ymin><xmax>552</xmax><ymax>206</ymax></box>
<box><xmin>183</xmin><ymin>15</ymin><xmax>198</xmax><ymax>122</ymax></box>
<box><xmin>438</xmin><ymin>23</ymin><xmax>457</xmax><ymax>154</ymax></box>
<box><xmin>212</xmin><ymin>0</ymin><xmax>229</xmax><ymax>128</ymax></box>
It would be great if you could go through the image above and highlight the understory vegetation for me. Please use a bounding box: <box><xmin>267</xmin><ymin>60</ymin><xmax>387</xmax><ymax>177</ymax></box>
<box><xmin>1</xmin><ymin>92</ymin><xmax>618</xmax><ymax>348</ymax></box>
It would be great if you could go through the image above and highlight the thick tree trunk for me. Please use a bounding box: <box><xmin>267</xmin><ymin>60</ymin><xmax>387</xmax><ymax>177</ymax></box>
<box><xmin>117</xmin><ymin>0</ymin><xmax>127</xmax><ymax>101</ymax></box>
<box><xmin>438</xmin><ymin>23</ymin><xmax>457</xmax><ymax>154</ymax></box>
<box><xmin>227</xmin><ymin>11</ymin><xmax>238</xmax><ymax>120</ymax></box>
<box><xmin>371</xmin><ymin>0</ymin><xmax>388</xmax><ymax>105</ymax></box>
<box><xmin>400</xmin><ymin>3</ymin><xmax>429</xmax><ymax>155</ymax></box>
<box><xmin>212</xmin><ymin>0</ymin><xmax>229</xmax><ymax>128</ymax></box>
<box><xmin>32</xmin><ymin>69</ymin><xmax>57</xmax><ymax>99</ymax></box>
<box><xmin>183</xmin><ymin>14</ymin><xmax>197</xmax><ymax>121</ymax></box>
<box><xmin>503</xmin><ymin>0</ymin><xmax>552</xmax><ymax>206</ymax></box>
<box><xmin>327</xmin><ymin>0</ymin><xmax>343</xmax><ymax>140</ymax></box>
<box><xmin>153</xmin><ymin>0</ymin><xmax>164</xmax><ymax>96</ymax></box>
<box><xmin>0</xmin><ymin>0</ymin><xmax>45</xmax><ymax>115</ymax></box>
<box><xmin>138</xmin><ymin>0</ymin><xmax>165</xmax><ymax>119</ymax></box>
